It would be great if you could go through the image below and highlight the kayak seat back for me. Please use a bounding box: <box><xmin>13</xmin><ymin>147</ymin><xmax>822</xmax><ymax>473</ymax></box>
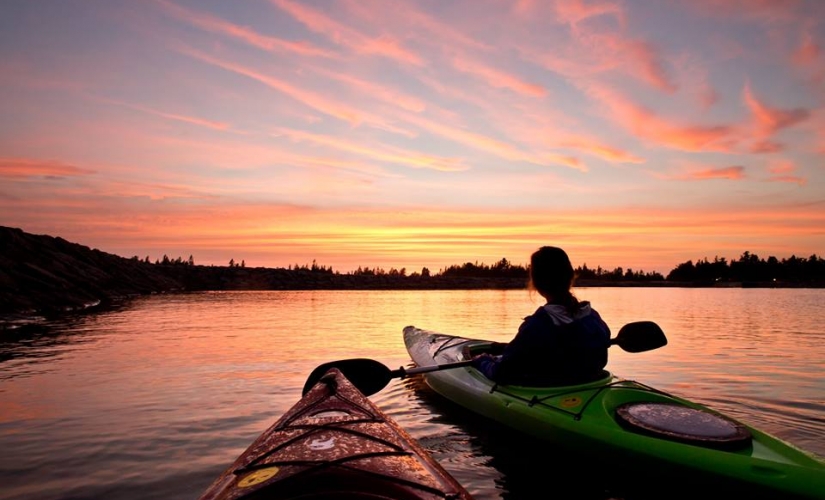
<box><xmin>615</xmin><ymin>402</ymin><xmax>752</xmax><ymax>450</ymax></box>
<box><xmin>463</xmin><ymin>343</ymin><xmax>612</xmax><ymax>387</ymax></box>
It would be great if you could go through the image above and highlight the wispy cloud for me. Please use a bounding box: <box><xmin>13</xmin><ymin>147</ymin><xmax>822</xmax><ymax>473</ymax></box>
<box><xmin>742</xmin><ymin>82</ymin><xmax>810</xmax><ymax>153</ymax></box>
<box><xmin>179</xmin><ymin>47</ymin><xmax>360</xmax><ymax>124</ymax></box>
<box><xmin>98</xmin><ymin>97</ymin><xmax>230</xmax><ymax>131</ymax></box>
<box><xmin>342</xmin><ymin>0</ymin><xmax>490</xmax><ymax>52</ymax></box>
<box><xmin>397</xmin><ymin>111</ymin><xmax>585</xmax><ymax>170</ymax></box>
<box><xmin>270</xmin><ymin>0</ymin><xmax>425</xmax><ymax>66</ymax></box>
<box><xmin>0</xmin><ymin>158</ymin><xmax>96</xmax><ymax>179</ymax></box>
<box><xmin>156</xmin><ymin>0</ymin><xmax>334</xmax><ymax>57</ymax></box>
<box><xmin>309</xmin><ymin>67</ymin><xmax>427</xmax><ymax>113</ymax></box>
<box><xmin>590</xmin><ymin>86</ymin><xmax>736</xmax><ymax>152</ymax></box>
<box><xmin>685</xmin><ymin>165</ymin><xmax>746</xmax><ymax>181</ymax></box>
<box><xmin>554</xmin><ymin>0</ymin><xmax>626</xmax><ymax>27</ymax></box>
<box><xmin>743</xmin><ymin>83</ymin><xmax>810</xmax><ymax>134</ymax></box>
<box><xmin>559</xmin><ymin>137</ymin><xmax>645</xmax><ymax>164</ymax></box>
<box><xmin>792</xmin><ymin>31</ymin><xmax>821</xmax><ymax>66</ymax></box>
<box><xmin>766</xmin><ymin>159</ymin><xmax>806</xmax><ymax>185</ymax></box>
<box><xmin>274</xmin><ymin>128</ymin><xmax>469</xmax><ymax>172</ymax></box>
<box><xmin>515</xmin><ymin>15</ymin><xmax>677</xmax><ymax>96</ymax></box>
<box><xmin>451</xmin><ymin>56</ymin><xmax>547</xmax><ymax>97</ymax></box>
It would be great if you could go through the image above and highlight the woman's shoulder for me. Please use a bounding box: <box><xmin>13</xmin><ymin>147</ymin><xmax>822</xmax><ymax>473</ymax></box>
<box><xmin>519</xmin><ymin>306</ymin><xmax>556</xmax><ymax>330</ymax></box>
<box><xmin>522</xmin><ymin>305</ymin><xmax>548</xmax><ymax>321</ymax></box>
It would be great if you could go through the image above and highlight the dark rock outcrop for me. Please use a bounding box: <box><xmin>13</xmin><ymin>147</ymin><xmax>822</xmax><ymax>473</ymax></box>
<box><xmin>0</xmin><ymin>227</ymin><xmax>186</xmax><ymax>317</ymax></box>
<box><xmin>0</xmin><ymin>226</ymin><xmax>526</xmax><ymax>319</ymax></box>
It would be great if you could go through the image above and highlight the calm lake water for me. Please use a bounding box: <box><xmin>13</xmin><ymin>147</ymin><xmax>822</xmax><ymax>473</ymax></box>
<box><xmin>1</xmin><ymin>288</ymin><xmax>823</xmax><ymax>500</ymax></box>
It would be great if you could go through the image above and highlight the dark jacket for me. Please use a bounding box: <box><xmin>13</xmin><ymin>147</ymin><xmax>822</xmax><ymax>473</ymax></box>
<box><xmin>472</xmin><ymin>301</ymin><xmax>611</xmax><ymax>386</ymax></box>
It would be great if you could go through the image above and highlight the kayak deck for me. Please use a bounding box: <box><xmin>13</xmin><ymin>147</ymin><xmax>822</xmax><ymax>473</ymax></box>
<box><xmin>199</xmin><ymin>367</ymin><xmax>473</xmax><ymax>500</ymax></box>
<box><xmin>404</xmin><ymin>325</ymin><xmax>825</xmax><ymax>500</ymax></box>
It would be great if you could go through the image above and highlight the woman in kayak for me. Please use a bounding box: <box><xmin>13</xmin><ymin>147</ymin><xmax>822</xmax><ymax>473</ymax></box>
<box><xmin>471</xmin><ymin>246</ymin><xmax>611</xmax><ymax>386</ymax></box>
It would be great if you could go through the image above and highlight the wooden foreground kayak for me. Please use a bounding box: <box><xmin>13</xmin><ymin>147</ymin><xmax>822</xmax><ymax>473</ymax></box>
<box><xmin>198</xmin><ymin>367</ymin><xmax>474</xmax><ymax>500</ymax></box>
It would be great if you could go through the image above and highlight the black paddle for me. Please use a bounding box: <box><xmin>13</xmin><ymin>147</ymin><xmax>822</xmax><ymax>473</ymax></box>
<box><xmin>302</xmin><ymin>321</ymin><xmax>667</xmax><ymax>397</ymax></box>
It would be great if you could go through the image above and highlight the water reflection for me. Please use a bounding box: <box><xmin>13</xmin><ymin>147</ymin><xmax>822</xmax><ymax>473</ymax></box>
<box><xmin>0</xmin><ymin>289</ymin><xmax>823</xmax><ymax>500</ymax></box>
<box><xmin>0</xmin><ymin>303</ymin><xmax>126</xmax><ymax>379</ymax></box>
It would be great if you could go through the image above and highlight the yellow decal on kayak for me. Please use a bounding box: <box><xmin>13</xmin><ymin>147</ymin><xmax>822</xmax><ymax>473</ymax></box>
<box><xmin>560</xmin><ymin>396</ymin><xmax>582</xmax><ymax>408</ymax></box>
<box><xmin>238</xmin><ymin>467</ymin><xmax>280</xmax><ymax>488</ymax></box>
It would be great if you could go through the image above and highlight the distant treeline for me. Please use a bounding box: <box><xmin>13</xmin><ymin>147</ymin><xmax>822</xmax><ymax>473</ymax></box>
<box><xmin>134</xmin><ymin>252</ymin><xmax>825</xmax><ymax>285</ymax></box>
<box><xmin>666</xmin><ymin>252</ymin><xmax>825</xmax><ymax>284</ymax></box>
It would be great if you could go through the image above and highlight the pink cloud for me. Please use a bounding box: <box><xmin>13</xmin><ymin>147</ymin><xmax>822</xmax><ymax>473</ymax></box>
<box><xmin>397</xmin><ymin>112</ymin><xmax>585</xmax><ymax>171</ymax></box>
<box><xmin>310</xmin><ymin>68</ymin><xmax>427</xmax><ymax>113</ymax></box>
<box><xmin>601</xmin><ymin>35</ymin><xmax>678</xmax><ymax>93</ymax></box>
<box><xmin>742</xmin><ymin>83</ymin><xmax>810</xmax><ymax>153</ymax></box>
<box><xmin>0</xmin><ymin>158</ymin><xmax>96</xmax><ymax>179</ymax></box>
<box><xmin>339</xmin><ymin>0</ymin><xmax>490</xmax><ymax>52</ymax></box>
<box><xmin>766</xmin><ymin>175</ymin><xmax>806</xmax><ymax>185</ymax></box>
<box><xmin>559</xmin><ymin>138</ymin><xmax>645</xmax><ymax>164</ymax></box>
<box><xmin>792</xmin><ymin>31</ymin><xmax>821</xmax><ymax>66</ymax></box>
<box><xmin>554</xmin><ymin>0</ymin><xmax>626</xmax><ymax>27</ymax></box>
<box><xmin>686</xmin><ymin>165</ymin><xmax>746</xmax><ymax>180</ymax></box>
<box><xmin>591</xmin><ymin>86</ymin><xmax>736</xmax><ymax>152</ymax></box>
<box><xmin>275</xmin><ymin>128</ymin><xmax>468</xmax><ymax>172</ymax></box>
<box><xmin>451</xmin><ymin>57</ymin><xmax>547</xmax><ymax>97</ymax></box>
<box><xmin>521</xmin><ymin>27</ymin><xmax>676</xmax><ymax>94</ymax></box>
<box><xmin>750</xmin><ymin>139</ymin><xmax>785</xmax><ymax>154</ymax></box>
<box><xmin>542</xmin><ymin>154</ymin><xmax>584</xmax><ymax>171</ymax></box>
<box><xmin>178</xmin><ymin>47</ymin><xmax>415</xmax><ymax>137</ymax></box>
<box><xmin>768</xmin><ymin>160</ymin><xmax>795</xmax><ymax>174</ymax></box>
<box><xmin>766</xmin><ymin>160</ymin><xmax>806</xmax><ymax>185</ymax></box>
<box><xmin>513</xmin><ymin>0</ymin><xmax>537</xmax><ymax>16</ymax></box>
<box><xmin>743</xmin><ymin>83</ymin><xmax>810</xmax><ymax>133</ymax></box>
<box><xmin>270</xmin><ymin>0</ymin><xmax>425</xmax><ymax>66</ymax></box>
<box><xmin>179</xmin><ymin>47</ymin><xmax>359</xmax><ymax>124</ymax></box>
<box><xmin>521</xmin><ymin>47</ymin><xmax>610</xmax><ymax>81</ymax></box>
<box><xmin>358</xmin><ymin>34</ymin><xmax>425</xmax><ymax>66</ymax></box>
<box><xmin>156</xmin><ymin>0</ymin><xmax>334</xmax><ymax>58</ymax></box>
<box><xmin>99</xmin><ymin>98</ymin><xmax>230</xmax><ymax>131</ymax></box>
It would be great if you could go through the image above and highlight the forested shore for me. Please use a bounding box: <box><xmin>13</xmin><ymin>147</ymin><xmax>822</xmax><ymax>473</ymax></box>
<box><xmin>1</xmin><ymin>226</ymin><xmax>823</xmax><ymax>321</ymax></box>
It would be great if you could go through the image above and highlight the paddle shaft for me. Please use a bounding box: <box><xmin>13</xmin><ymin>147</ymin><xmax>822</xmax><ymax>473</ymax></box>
<box><xmin>390</xmin><ymin>360</ymin><xmax>474</xmax><ymax>379</ymax></box>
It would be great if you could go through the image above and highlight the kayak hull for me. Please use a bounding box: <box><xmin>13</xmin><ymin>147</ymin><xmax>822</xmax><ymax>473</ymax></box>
<box><xmin>404</xmin><ymin>325</ymin><xmax>825</xmax><ymax>500</ymax></box>
<box><xmin>199</xmin><ymin>366</ymin><xmax>473</xmax><ymax>500</ymax></box>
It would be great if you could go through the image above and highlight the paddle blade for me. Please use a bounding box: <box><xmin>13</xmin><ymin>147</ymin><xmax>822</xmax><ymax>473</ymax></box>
<box><xmin>302</xmin><ymin>358</ymin><xmax>392</xmax><ymax>396</ymax></box>
<box><xmin>612</xmin><ymin>321</ymin><xmax>668</xmax><ymax>353</ymax></box>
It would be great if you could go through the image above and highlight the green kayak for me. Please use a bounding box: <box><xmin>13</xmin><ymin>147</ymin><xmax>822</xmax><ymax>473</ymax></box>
<box><xmin>403</xmin><ymin>324</ymin><xmax>825</xmax><ymax>500</ymax></box>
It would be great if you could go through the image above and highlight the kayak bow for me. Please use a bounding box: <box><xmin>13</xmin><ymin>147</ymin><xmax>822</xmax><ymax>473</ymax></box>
<box><xmin>199</xmin><ymin>366</ymin><xmax>474</xmax><ymax>500</ymax></box>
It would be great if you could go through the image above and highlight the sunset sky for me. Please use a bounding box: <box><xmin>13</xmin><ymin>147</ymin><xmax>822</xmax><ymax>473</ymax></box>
<box><xmin>1</xmin><ymin>0</ymin><xmax>824</xmax><ymax>274</ymax></box>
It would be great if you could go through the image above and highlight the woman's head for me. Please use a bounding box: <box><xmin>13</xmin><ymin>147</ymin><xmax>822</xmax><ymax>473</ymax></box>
<box><xmin>529</xmin><ymin>246</ymin><xmax>575</xmax><ymax>301</ymax></box>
